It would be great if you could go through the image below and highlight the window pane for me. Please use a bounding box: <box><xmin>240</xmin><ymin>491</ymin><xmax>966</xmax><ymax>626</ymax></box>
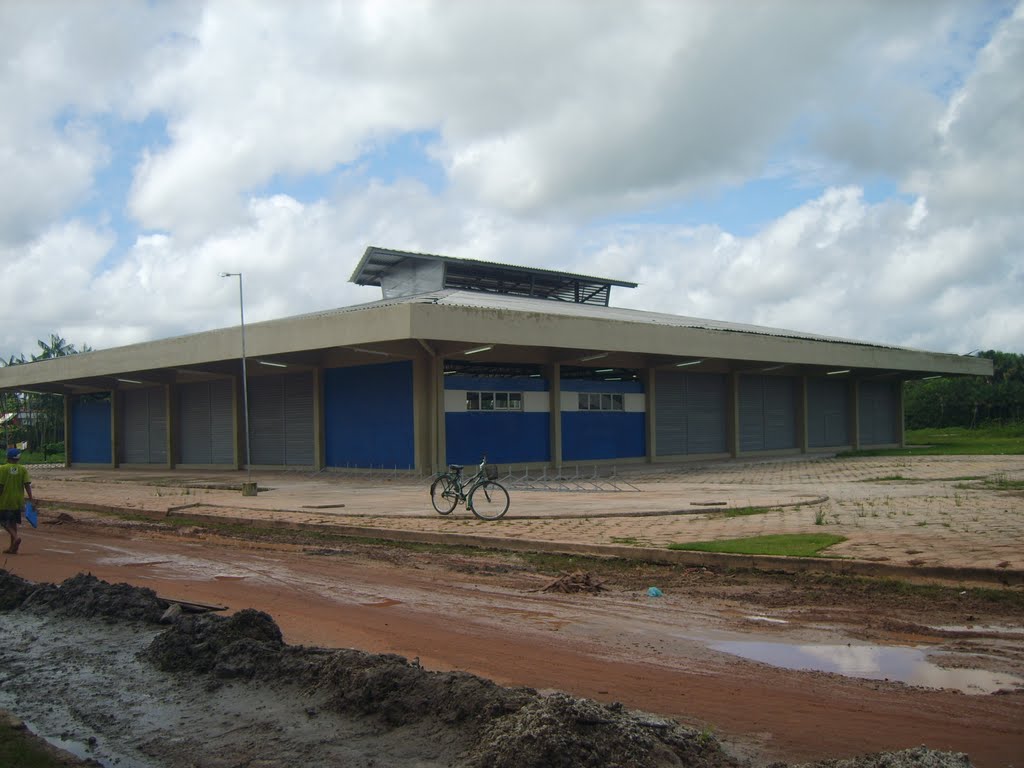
<box><xmin>481</xmin><ymin>392</ymin><xmax>495</xmax><ymax>410</ymax></box>
<box><xmin>578</xmin><ymin>393</ymin><xmax>588</xmax><ymax>410</ymax></box>
<box><xmin>612</xmin><ymin>394</ymin><xmax>624</xmax><ymax>411</ymax></box>
<box><xmin>467</xmin><ymin>392</ymin><xmax>479</xmax><ymax>410</ymax></box>
<box><xmin>590</xmin><ymin>393</ymin><xmax>602</xmax><ymax>410</ymax></box>
<box><xmin>508</xmin><ymin>392</ymin><xmax>522</xmax><ymax>410</ymax></box>
<box><xmin>495</xmin><ymin>392</ymin><xmax>508</xmax><ymax>409</ymax></box>
<box><xmin>601</xmin><ymin>394</ymin><xmax>612</xmax><ymax>410</ymax></box>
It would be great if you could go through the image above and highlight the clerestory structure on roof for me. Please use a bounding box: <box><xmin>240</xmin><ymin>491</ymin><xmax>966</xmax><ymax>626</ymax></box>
<box><xmin>351</xmin><ymin>246</ymin><xmax>637</xmax><ymax>306</ymax></box>
<box><xmin>0</xmin><ymin>246</ymin><xmax>992</xmax><ymax>474</ymax></box>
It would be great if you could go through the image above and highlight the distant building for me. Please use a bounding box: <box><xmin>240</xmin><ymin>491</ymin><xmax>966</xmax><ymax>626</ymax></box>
<box><xmin>0</xmin><ymin>247</ymin><xmax>991</xmax><ymax>471</ymax></box>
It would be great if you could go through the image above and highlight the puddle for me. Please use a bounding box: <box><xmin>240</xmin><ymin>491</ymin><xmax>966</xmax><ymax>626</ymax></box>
<box><xmin>712</xmin><ymin>640</ymin><xmax>1024</xmax><ymax>694</ymax></box>
<box><xmin>213</xmin><ymin>574</ymin><xmax>247</xmax><ymax>581</ymax></box>
<box><xmin>931</xmin><ymin>624</ymin><xmax>1024</xmax><ymax>636</ymax></box>
<box><xmin>360</xmin><ymin>598</ymin><xmax>402</xmax><ymax>608</ymax></box>
<box><xmin>744</xmin><ymin>615</ymin><xmax>788</xmax><ymax>625</ymax></box>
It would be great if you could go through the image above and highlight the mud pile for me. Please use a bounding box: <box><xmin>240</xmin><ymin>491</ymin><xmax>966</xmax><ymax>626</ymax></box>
<box><xmin>0</xmin><ymin>571</ymin><xmax>978</xmax><ymax>768</ymax></box>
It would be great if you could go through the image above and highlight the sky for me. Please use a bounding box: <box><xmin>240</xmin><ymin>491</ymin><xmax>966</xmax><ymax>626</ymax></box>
<box><xmin>1</xmin><ymin>0</ymin><xmax>1022</xmax><ymax>362</ymax></box>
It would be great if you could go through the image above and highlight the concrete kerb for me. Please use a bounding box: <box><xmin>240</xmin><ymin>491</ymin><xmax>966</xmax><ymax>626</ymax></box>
<box><xmin>141</xmin><ymin>508</ymin><xmax>1024</xmax><ymax>588</ymax></box>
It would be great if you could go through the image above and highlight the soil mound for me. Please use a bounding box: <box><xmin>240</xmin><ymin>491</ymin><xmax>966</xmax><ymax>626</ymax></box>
<box><xmin>0</xmin><ymin>569</ymin><xmax>37</xmax><ymax>610</ymax></box>
<box><xmin>784</xmin><ymin>746</ymin><xmax>972</xmax><ymax>767</ymax></box>
<box><xmin>20</xmin><ymin>573</ymin><xmax>166</xmax><ymax>622</ymax></box>
<box><xmin>468</xmin><ymin>692</ymin><xmax>736</xmax><ymax>768</ymax></box>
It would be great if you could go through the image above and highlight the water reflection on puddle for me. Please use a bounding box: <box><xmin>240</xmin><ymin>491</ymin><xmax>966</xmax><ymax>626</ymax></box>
<box><xmin>712</xmin><ymin>640</ymin><xmax>1024</xmax><ymax>694</ymax></box>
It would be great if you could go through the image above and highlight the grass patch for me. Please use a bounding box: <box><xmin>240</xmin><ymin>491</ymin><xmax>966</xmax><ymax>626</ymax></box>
<box><xmin>721</xmin><ymin>505</ymin><xmax>774</xmax><ymax>518</ymax></box>
<box><xmin>859</xmin><ymin>474</ymin><xmax>910</xmax><ymax>482</ymax></box>
<box><xmin>668</xmin><ymin>533</ymin><xmax>846</xmax><ymax>557</ymax></box>
<box><xmin>0</xmin><ymin>717</ymin><xmax>70</xmax><ymax>768</ymax></box>
<box><xmin>838</xmin><ymin>424</ymin><xmax>1024</xmax><ymax>457</ymax></box>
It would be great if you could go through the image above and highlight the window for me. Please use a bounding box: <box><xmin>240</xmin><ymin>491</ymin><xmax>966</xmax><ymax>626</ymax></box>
<box><xmin>577</xmin><ymin>393</ymin><xmax>624</xmax><ymax>411</ymax></box>
<box><xmin>466</xmin><ymin>391</ymin><xmax>523</xmax><ymax>411</ymax></box>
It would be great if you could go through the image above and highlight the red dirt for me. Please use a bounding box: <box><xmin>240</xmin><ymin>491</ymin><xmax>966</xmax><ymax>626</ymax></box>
<box><xmin>4</xmin><ymin>519</ymin><xmax>1022</xmax><ymax>767</ymax></box>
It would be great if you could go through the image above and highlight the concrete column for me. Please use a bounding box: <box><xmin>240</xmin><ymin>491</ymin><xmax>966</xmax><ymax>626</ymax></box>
<box><xmin>548</xmin><ymin>363</ymin><xmax>561</xmax><ymax>471</ymax></box>
<box><xmin>63</xmin><ymin>395</ymin><xmax>71</xmax><ymax>468</ymax></box>
<box><xmin>165</xmin><ymin>383</ymin><xmax>176</xmax><ymax>469</ymax></box>
<box><xmin>435</xmin><ymin>357</ymin><xmax>447</xmax><ymax>472</ymax></box>
<box><xmin>643</xmin><ymin>368</ymin><xmax>656</xmax><ymax>463</ymax></box>
<box><xmin>896</xmin><ymin>380</ymin><xmax>906</xmax><ymax>448</ymax></box>
<box><xmin>727</xmin><ymin>371</ymin><xmax>740</xmax><ymax>458</ymax></box>
<box><xmin>798</xmin><ymin>376</ymin><xmax>808</xmax><ymax>454</ymax></box>
<box><xmin>110</xmin><ymin>389</ymin><xmax>120</xmax><ymax>468</ymax></box>
<box><xmin>412</xmin><ymin>355</ymin><xmax>438</xmax><ymax>474</ymax></box>
<box><xmin>850</xmin><ymin>380</ymin><xmax>861</xmax><ymax>450</ymax></box>
<box><xmin>312</xmin><ymin>367</ymin><xmax>324</xmax><ymax>471</ymax></box>
<box><xmin>232</xmin><ymin>373</ymin><xmax>244</xmax><ymax>470</ymax></box>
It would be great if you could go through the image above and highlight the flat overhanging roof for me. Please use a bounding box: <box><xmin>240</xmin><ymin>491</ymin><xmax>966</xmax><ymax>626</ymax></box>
<box><xmin>0</xmin><ymin>290</ymin><xmax>992</xmax><ymax>394</ymax></box>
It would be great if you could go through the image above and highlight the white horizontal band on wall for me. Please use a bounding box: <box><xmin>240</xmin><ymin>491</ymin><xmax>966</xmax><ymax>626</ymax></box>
<box><xmin>560</xmin><ymin>392</ymin><xmax>646</xmax><ymax>413</ymax></box>
<box><xmin>444</xmin><ymin>390</ymin><xmax>550</xmax><ymax>413</ymax></box>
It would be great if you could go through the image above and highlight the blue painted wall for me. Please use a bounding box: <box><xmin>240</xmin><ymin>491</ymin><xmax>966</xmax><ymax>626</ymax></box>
<box><xmin>561</xmin><ymin>412</ymin><xmax>645</xmax><ymax>461</ymax></box>
<box><xmin>560</xmin><ymin>379</ymin><xmax>645</xmax><ymax>461</ymax></box>
<box><xmin>324</xmin><ymin>361</ymin><xmax>415</xmax><ymax>469</ymax></box>
<box><xmin>71</xmin><ymin>396</ymin><xmax>112</xmax><ymax>464</ymax></box>
<box><xmin>445</xmin><ymin>374</ymin><xmax>549</xmax><ymax>465</ymax></box>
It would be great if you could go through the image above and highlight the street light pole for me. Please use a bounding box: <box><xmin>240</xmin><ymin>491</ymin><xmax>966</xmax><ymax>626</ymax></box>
<box><xmin>220</xmin><ymin>272</ymin><xmax>252</xmax><ymax>480</ymax></box>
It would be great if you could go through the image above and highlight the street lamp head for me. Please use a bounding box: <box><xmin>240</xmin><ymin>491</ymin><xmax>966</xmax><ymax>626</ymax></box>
<box><xmin>220</xmin><ymin>272</ymin><xmax>240</xmax><ymax>277</ymax></box>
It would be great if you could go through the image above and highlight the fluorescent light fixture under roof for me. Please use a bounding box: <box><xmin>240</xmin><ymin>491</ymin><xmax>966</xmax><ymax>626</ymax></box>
<box><xmin>579</xmin><ymin>352</ymin><xmax>608</xmax><ymax>362</ymax></box>
<box><xmin>463</xmin><ymin>345</ymin><xmax>494</xmax><ymax>355</ymax></box>
<box><xmin>258</xmin><ymin>360</ymin><xmax>287</xmax><ymax>368</ymax></box>
<box><xmin>117</xmin><ymin>378</ymin><xmax>143</xmax><ymax>384</ymax></box>
<box><xmin>352</xmin><ymin>347</ymin><xmax>390</xmax><ymax>357</ymax></box>
<box><xmin>922</xmin><ymin>375</ymin><xmax>942</xmax><ymax>380</ymax></box>
<box><xmin>675</xmin><ymin>359</ymin><xmax>703</xmax><ymax>367</ymax></box>
<box><xmin>826</xmin><ymin>369</ymin><xmax>851</xmax><ymax>375</ymax></box>
<box><xmin>443</xmin><ymin>370</ymin><xmax>457</xmax><ymax>375</ymax></box>
<box><xmin>760</xmin><ymin>365</ymin><xmax>785</xmax><ymax>372</ymax></box>
<box><xmin>595</xmin><ymin>368</ymin><xmax>614</xmax><ymax>373</ymax></box>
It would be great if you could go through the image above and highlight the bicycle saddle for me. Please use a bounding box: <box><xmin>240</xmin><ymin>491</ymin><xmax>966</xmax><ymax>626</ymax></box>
<box><xmin>448</xmin><ymin>464</ymin><xmax>464</xmax><ymax>472</ymax></box>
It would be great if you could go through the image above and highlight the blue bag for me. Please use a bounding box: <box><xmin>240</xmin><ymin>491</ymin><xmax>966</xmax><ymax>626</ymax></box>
<box><xmin>24</xmin><ymin>502</ymin><xmax>37</xmax><ymax>528</ymax></box>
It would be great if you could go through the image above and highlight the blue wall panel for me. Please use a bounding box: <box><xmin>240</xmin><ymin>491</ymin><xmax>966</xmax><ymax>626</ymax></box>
<box><xmin>71</xmin><ymin>397</ymin><xmax>112</xmax><ymax>464</ymax></box>
<box><xmin>445</xmin><ymin>412</ymin><xmax>550</xmax><ymax>465</ymax></box>
<box><xmin>561</xmin><ymin>412</ymin><xmax>645</xmax><ymax>461</ymax></box>
<box><xmin>324</xmin><ymin>361</ymin><xmax>415</xmax><ymax>469</ymax></box>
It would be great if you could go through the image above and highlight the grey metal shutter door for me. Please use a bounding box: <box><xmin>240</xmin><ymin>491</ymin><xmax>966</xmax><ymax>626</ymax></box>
<box><xmin>148</xmin><ymin>389</ymin><xmax>168</xmax><ymax>463</ymax></box>
<box><xmin>122</xmin><ymin>389</ymin><xmax>150</xmax><ymax>463</ymax></box>
<box><xmin>655</xmin><ymin>372</ymin><xmax>726</xmax><ymax>455</ymax></box>
<box><xmin>764</xmin><ymin>377</ymin><xmax>797</xmax><ymax>449</ymax></box>
<box><xmin>209</xmin><ymin>380</ymin><xmax>235</xmax><ymax>464</ymax></box>
<box><xmin>284</xmin><ymin>372</ymin><xmax>314</xmax><ymax>465</ymax></box>
<box><xmin>739</xmin><ymin>376</ymin><xmax>765</xmax><ymax>451</ymax></box>
<box><xmin>179</xmin><ymin>382</ymin><xmax>211</xmax><ymax>464</ymax></box>
<box><xmin>685</xmin><ymin>374</ymin><xmax>727</xmax><ymax>454</ymax></box>
<box><xmin>179</xmin><ymin>381</ymin><xmax>234</xmax><ymax>464</ymax></box>
<box><xmin>655</xmin><ymin>371</ymin><xmax>687</xmax><ymax>456</ymax></box>
<box><xmin>859</xmin><ymin>381</ymin><xmax>898</xmax><ymax>444</ymax></box>
<box><xmin>249</xmin><ymin>376</ymin><xmax>285</xmax><ymax>465</ymax></box>
<box><xmin>808</xmin><ymin>378</ymin><xmax>849</xmax><ymax>447</ymax></box>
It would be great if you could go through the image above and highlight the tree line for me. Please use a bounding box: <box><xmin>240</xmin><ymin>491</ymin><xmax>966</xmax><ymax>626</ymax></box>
<box><xmin>904</xmin><ymin>350</ymin><xmax>1024</xmax><ymax>429</ymax></box>
<box><xmin>1</xmin><ymin>334</ymin><xmax>92</xmax><ymax>452</ymax></box>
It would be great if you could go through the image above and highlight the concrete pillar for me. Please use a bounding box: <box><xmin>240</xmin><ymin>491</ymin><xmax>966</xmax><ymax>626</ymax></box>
<box><xmin>435</xmin><ymin>357</ymin><xmax>447</xmax><ymax>472</ymax></box>
<box><xmin>63</xmin><ymin>395</ymin><xmax>71</xmax><ymax>468</ymax></box>
<box><xmin>110</xmin><ymin>389</ymin><xmax>120</xmax><ymax>468</ymax></box>
<box><xmin>643</xmin><ymin>368</ymin><xmax>656</xmax><ymax>463</ymax></box>
<box><xmin>412</xmin><ymin>355</ymin><xmax>439</xmax><ymax>474</ymax></box>
<box><xmin>232</xmin><ymin>373</ymin><xmax>245</xmax><ymax>470</ymax></box>
<box><xmin>312</xmin><ymin>367</ymin><xmax>324</xmax><ymax>471</ymax></box>
<box><xmin>850</xmin><ymin>380</ymin><xmax>861</xmax><ymax>450</ymax></box>
<box><xmin>798</xmin><ymin>375</ymin><xmax>808</xmax><ymax>454</ymax></box>
<box><xmin>165</xmin><ymin>383</ymin><xmax>176</xmax><ymax>469</ymax></box>
<box><xmin>548</xmin><ymin>363</ymin><xmax>561</xmax><ymax>471</ymax></box>
<box><xmin>727</xmin><ymin>371</ymin><xmax>740</xmax><ymax>458</ymax></box>
<box><xmin>896</xmin><ymin>380</ymin><xmax>906</xmax><ymax>448</ymax></box>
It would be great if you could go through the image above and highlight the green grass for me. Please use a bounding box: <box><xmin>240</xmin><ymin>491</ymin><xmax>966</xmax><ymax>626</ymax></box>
<box><xmin>668</xmin><ymin>533</ymin><xmax>846</xmax><ymax>557</ymax></box>
<box><xmin>721</xmin><ymin>505</ymin><xmax>775</xmax><ymax>518</ymax></box>
<box><xmin>838</xmin><ymin>424</ymin><xmax>1024</xmax><ymax>457</ymax></box>
<box><xmin>17</xmin><ymin>451</ymin><xmax>65</xmax><ymax>465</ymax></box>
<box><xmin>0</xmin><ymin>718</ymin><xmax>69</xmax><ymax>768</ymax></box>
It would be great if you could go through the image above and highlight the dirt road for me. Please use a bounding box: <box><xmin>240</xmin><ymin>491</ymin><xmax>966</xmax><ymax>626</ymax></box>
<box><xmin>3</xmin><ymin>517</ymin><xmax>1023</xmax><ymax>766</ymax></box>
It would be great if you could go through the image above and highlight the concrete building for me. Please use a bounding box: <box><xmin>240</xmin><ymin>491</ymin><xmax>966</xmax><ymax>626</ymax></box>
<box><xmin>0</xmin><ymin>247</ymin><xmax>991</xmax><ymax>472</ymax></box>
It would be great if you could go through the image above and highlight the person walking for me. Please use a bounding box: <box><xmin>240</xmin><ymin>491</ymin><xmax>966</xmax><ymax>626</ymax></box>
<box><xmin>1</xmin><ymin>448</ymin><xmax>34</xmax><ymax>554</ymax></box>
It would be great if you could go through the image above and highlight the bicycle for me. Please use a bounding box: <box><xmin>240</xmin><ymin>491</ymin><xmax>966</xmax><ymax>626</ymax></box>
<box><xmin>430</xmin><ymin>455</ymin><xmax>510</xmax><ymax>521</ymax></box>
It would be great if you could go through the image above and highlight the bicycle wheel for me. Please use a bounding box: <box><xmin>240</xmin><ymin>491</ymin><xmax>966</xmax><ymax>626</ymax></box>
<box><xmin>469</xmin><ymin>480</ymin><xmax>510</xmax><ymax>520</ymax></box>
<box><xmin>430</xmin><ymin>475</ymin><xmax>459</xmax><ymax>515</ymax></box>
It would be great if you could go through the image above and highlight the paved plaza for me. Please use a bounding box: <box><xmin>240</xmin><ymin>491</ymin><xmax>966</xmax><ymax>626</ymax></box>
<box><xmin>27</xmin><ymin>453</ymin><xmax>1024</xmax><ymax>583</ymax></box>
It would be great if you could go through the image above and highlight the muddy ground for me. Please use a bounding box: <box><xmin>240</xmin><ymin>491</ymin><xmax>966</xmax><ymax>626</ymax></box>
<box><xmin>1</xmin><ymin>513</ymin><xmax>1022</xmax><ymax>767</ymax></box>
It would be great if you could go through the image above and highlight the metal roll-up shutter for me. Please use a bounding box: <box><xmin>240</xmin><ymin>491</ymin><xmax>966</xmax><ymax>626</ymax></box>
<box><xmin>685</xmin><ymin>373</ymin><xmax>727</xmax><ymax>454</ymax></box>
<box><xmin>764</xmin><ymin>376</ymin><xmax>797</xmax><ymax>449</ymax></box>
<box><xmin>808</xmin><ymin>378</ymin><xmax>849</xmax><ymax>447</ymax></box>
<box><xmin>179</xmin><ymin>380</ymin><xmax>234</xmax><ymax>465</ymax></box>
<box><xmin>655</xmin><ymin>371</ymin><xmax>726</xmax><ymax>455</ymax></box>
<box><xmin>122</xmin><ymin>389</ymin><xmax>150</xmax><ymax>464</ymax></box>
<box><xmin>149</xmin><ymin>389</ymin><xmax>168</xmax><ymax>464</ymax></box>
<box><xmin>249</xmin><ymin>376</ymin><xmax>286</xmax><ymax>465</ymax></box>
<box><xmin>859</xmin><ymin>381</ymin><xmax>898</xmax><ymax>445</ymax></box>
<box><xmin>284</xmin><ymin>371</ymin><xmax>314</xmax><ymax>465</ymax></box>
<box><xmin>655</xmin><ymin>371</ymin><xmax>687</xmax><ymax>456</ymax></box>
<box><xmin>121</xmin><ymin>388</ymin><xmax>167</xmax><ymax>464</ymax></box>
<box><xmin>739</xmin><ymin>376</ymin><xmax>765</xmax><ymax>451</ymax></box>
